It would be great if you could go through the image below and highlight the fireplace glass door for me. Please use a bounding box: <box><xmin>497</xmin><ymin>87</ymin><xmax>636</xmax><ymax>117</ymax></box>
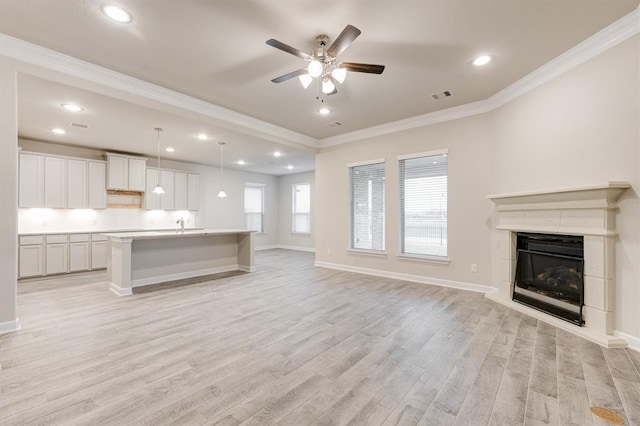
<box><xmin>514</xmin><ymin>249</ymin><xmax>584</xmax><ymax>325</ymax></box>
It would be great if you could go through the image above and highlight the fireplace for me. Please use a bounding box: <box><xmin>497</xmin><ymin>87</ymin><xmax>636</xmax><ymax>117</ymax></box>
<box><xmin>513</xmin><ymin>233</ymin><xmax>584</xmax><ymax>325</ymax></box>
<box><xmin>487</xmin><ymin>182</ymin><xmax>630</xmax><ymax>348</ymax></box>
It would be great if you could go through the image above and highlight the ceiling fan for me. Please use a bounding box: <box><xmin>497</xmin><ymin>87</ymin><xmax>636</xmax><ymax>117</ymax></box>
<box><xmin>266</xmin><ymin>25</ymin><xmax>385</xmax><ymax>96</ymax></box>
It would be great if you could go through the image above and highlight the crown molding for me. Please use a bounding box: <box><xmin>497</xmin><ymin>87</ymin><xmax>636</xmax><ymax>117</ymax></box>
<box><xmin>0</xmin><ymin>33</ymin><xmax>319</xmax><ymax>149</ymax></box>
<box><xmin>319</xmin><ymin>7</ymin><xmax>640</xmax><ymax>148</ymax></box>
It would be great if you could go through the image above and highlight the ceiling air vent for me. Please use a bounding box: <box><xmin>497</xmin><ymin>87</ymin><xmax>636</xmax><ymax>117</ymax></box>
<box><xmin>70</xmin><ymin>122</ymin><xmax>89</xmax><ymax>129</ymax></box>
<box><xmin>328</xmin><ymin>121</ymin><xmax>343</xmax><ymax>127</ymax></box>
<box><xmin>431</xmin><ymin>90</ymin><xmax>452</xmax><ymax>100</ymax></box>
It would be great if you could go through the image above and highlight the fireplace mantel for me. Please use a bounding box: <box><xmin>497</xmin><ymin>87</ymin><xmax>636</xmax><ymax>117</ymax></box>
<box><xmin>487</xmin><ymin>181</ymin><xmax>631</xmax><ymax>348</ymax></box>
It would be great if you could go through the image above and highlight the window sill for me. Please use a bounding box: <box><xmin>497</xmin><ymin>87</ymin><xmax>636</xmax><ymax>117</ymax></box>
<box><xmin>347</xmin><ymin>248</ymin><xmax>387</xmax><ymax>257</ymax></box>
<box><xmin>396</xmin><ymin>253</ymin><xmax>450</xmax><ymax>264</ymax></box>
<box><xmin>291</xmin><ymin>232</ymin><xmax>312</xmax><ymax>236</ymax></box>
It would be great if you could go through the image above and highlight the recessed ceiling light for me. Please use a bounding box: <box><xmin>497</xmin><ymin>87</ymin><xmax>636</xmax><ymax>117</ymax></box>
<box><xmin>318</xmin><ymin>107</ymin><xmax>331</xmax><ymax>115</ymax></box>
<box><xmin>61</xmin><ymin>103</ymin><xmax>83</xmax><ymax>112</ymax></box>
<box><xmin>287</xmin><ymin>165</ymin><xmax>294</xmax><ymax>170</ymax></box>
<box><xmin>237</xmin><ymin>160</ymin><xmax>246</xmax><ymax>165</ymax></box>
<box><xmin>165</xmin><ymin>147</ymin><xmax>175</xmax><ymax>153</ymax></box>
<box><xmin>196</xmin><ymin>133</ymin><xmax>209</xmax><ymax>141</ymax></box>
<box><xmin>102</xmin><ymin>5</ymin><xmax>132</xmax><ymax>23</ymax></box>
<box><xmin>273</xmin><ymin>151</ymin><xmax>282</xmax><ymax>157</ymax></box>
<box><xmin>51</xmin><ymin>128</ymin><xmax>66</xmax><ymax>135</ymax></box>
<box><xmin>472</xmin><ymin>55</ymin><xmax>492</xmax><ymax>66</ymax></box>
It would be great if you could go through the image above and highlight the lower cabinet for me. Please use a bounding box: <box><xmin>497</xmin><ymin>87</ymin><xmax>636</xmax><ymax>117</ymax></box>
<box><xmin>91</xmin><ymin>235</ymin><xmax>108</xmax><ymax>270</ymax></box>
<box><xmin>46</xmin><ymin>235</ymin><xmax>69</xmax><ymax>275</ymax></box>
<box><xmin>69</xmin><ymin>234</ymin><xmax>90</xmax><ymax>272</ymax></box>
<box><xmin>19</xmin><ymin>244</ymin><xmax>44</xmax><ymax>278</ymax></box>
<box><xmin>18</xmin><ymin>232</ymin><xmax>108</xmax><ymax>279</ymax></box>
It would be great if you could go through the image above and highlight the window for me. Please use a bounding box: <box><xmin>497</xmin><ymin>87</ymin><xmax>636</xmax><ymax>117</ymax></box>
<box><xmin>399</xmin><ymin>150</ymin><xmax>448</xmax><ymax>258</ymax></box>
<box><xmin>244</xmin><ymin>183</ymin><xmax>264</xmax><ymax>232</ymax></box>
<box><xmin>349</xmin><ymin>160</ymin><xmax>385</xmax><ymax>251</ymax></box>
<box><xmin>292</xmin><ymin>183</ymin><xmax>311</xmax><ymax>233</ymax></box>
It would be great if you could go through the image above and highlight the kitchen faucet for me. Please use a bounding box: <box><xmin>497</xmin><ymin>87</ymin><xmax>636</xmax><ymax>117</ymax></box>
<box><xmin>176</xmin><ymin>217</ymin><xmax>185</xmax><ymax>232</ymax></box>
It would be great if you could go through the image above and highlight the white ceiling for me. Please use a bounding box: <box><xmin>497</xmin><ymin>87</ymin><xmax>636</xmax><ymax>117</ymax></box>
<box><xmin>1</xmin><ymin>0</ymin><xmax>638</xmax><ymax>174</ymax></box>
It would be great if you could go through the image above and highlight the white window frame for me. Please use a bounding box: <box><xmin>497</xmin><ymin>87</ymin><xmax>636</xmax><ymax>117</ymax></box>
<box><xmin>291</xmin><ymin>182</ymin><xmax>311</xmax><ymax>235</ymax></box>
<box><xmin>244</xmin><ymin>182</ymin><xmax>265</xmax><ymax>233</ymax></box>
<box><xmin>398</xmin><ymin>149</ymin><xmax>449</xmax><ymax>262</ymax></box>
<box><xmin>348</xmin><ymin>158</ymin><xmax>386</xmax><ymax>254</ymax></box>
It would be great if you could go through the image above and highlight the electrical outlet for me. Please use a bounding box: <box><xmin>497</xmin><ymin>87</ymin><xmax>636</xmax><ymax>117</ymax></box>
<box><xmin>471</xmin><ymin>263</ymin><xmax>478</xmax><ymax>273</ymax></box>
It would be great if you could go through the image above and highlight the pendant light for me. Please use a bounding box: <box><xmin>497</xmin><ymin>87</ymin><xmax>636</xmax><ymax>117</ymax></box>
<box><xmin>152</xmin><ymin>127</ymin><xmax>165</xmax><ymax>195</ymax></box>
<box><xmin>217</xmin><ymin>141</ymin><xmax>228</xmax><ymax>198</ymax></box>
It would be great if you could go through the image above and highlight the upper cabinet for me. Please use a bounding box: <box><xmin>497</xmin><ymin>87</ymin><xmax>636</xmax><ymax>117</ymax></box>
<box><xmin>19</xmin><ymin>153</ymin><xmax>45</xmax><ymax>208</ymax></box>
<box><xmin>187</xmin><ymin>173</ymin><xmax>199</xmax><ymax>211</ymax></box>
<box><xmin>106</xmin><ymin>153</ymin><xmax>147</xmax><ymax>191</ymax></box>
<box><xmin>145</xmin><ymin>168</ymin><xmax>199</xmax><ymax>211</ymax></box>
<box><xmin>19</xmin><ymin>152</ymin><xmax>107</xmax><ymax>209</ymax></box>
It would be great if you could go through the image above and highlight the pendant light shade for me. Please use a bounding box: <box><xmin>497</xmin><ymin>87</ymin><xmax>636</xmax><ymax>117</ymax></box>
<box><xmin>331</xmin><ymin>67</ymin><xmax>347</xmax><ymax>84</ymax></box>
<box><xmin>298</xmin><ymin>73</ymin><xmax>313</xmax><ymax>89</ymax></box>
<box><xmin>217</xmin><ymin>141</ymin><xmax>227</xmax><ymax>198</ymax></box>
<box><xmin>307</xmin><ymin>60</ymin><xmax>323</xmax><ymax>78</ymax></box>
<box><xmin>322</xmin><ymin>78</ymin><xmax>336</xmax><ymax>94</ymax></box>
<box><xmin>153</xmin><ymin>127</ymin><xmax>165</xmax><ymax>195</ymax></box>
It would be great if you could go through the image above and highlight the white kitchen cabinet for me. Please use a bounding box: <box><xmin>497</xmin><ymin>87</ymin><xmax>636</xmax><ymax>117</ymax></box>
<box><xmin>128</xmin><ymin>158</ymin><xmax>147</xmax><ymax>191</ymax></box>
<box><xmin>69</xmin><ymin>234</ymin><xmax>90</xmax><ymax>272</ymax></box>
<box><xmin>88</xmin><ymin>161</ymin><xmax>107</xmax><ymax>209</ymax></box>
<box><xmin>174</xmin><ymin>172</ymin><xmax>188</xmax><ymax>211</ymax></box>
<box><xmin>106</xmin><ymin>154</ymin><xmax>127</xmax><ymax>190</ymax></box>
<box><xmin>91</xmin><ymin>235</ymin><xmax>108</xmax><ymax>270</ymax></box>
<box><xmin>44</xmin><ymin>157</ymin><xmax>66</xmax><ymax>208</ymax></box>
<box><xmin>160</xmin><ymin>170</ymin><xmax>174</xmax><ymax>210</ymax></box>
<box><xmin>106</xmin><ymin>154</ymin><xmax>147</xmax><ymax>191</ymax></box>
<box><xmin>67</xmin><ymin>159</ymin><xmax>88</xmax><ymax>209</ymax></box>
<box><xmin>46</xmin><ymin>235</ymin><xmax>68</xmax><ymax>275</ymax></box>
<box><xmin>145</xmin><ymin>168</ymin><xmax>160</xmax><ymax>210</ymax></box>
<box><xmin>19</xmin><ymin>235</ymin><xmax>44</xmax><ymax>278</ymax></box>
<box><xmin>187</xmin><ymin>173</ymin><xmax>199</xmax><ymax>211</ymax></box>
<box><xmin>19</xmin><ymin>153</ymin><xmax>45</xmax><ymax>208</ymax></box>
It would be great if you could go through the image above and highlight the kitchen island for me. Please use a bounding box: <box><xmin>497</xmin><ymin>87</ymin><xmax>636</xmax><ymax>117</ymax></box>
<box><xmin>102</xmin><ymin>229</ymin><xmax>255</xmax><ymax>296</ymax></box>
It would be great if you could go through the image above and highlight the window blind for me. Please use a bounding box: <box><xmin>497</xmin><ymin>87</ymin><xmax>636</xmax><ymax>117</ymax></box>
<box><xmin>292</xmin><ymin>183</ymin><xmax>311</xmax><ymax>233</ymax></box>
<box><xmin>244</xmin><ymin>184</ymin><xmax>264</xmax><ymax>232</ymax></box>
<box><xmin>350</xmin><ymin>161</ymin><xmax>385</xmax><ymax>251</ymax></box>
<box><xmin>400</xmin><ymin>152</ymin><xmax>448</xmax><ymax>257</ymax></box>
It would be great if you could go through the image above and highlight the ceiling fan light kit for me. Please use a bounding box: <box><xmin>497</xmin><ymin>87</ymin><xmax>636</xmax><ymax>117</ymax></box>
<box><xmin>266</xmin><ymin>25</ymin><xmax>385</xmax><ymax>98</ymax></box>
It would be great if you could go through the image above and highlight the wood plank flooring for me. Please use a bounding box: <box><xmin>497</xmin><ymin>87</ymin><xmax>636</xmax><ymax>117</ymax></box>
<box><xmin>1</xmin><ymin>249</ymin><xmax>640</xmax><ymax>425</ymax></box>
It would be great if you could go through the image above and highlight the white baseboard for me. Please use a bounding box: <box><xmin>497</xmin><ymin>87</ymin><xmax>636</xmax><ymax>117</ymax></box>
<box><xmin>109</xmin><ymin>282</ymin><xmax>133</xmax><ymax>296</ymax></box>
<box><xmin>615</xmin><ymin>331</ymin><xmax>640</xmax><ymax>352</ymax></box>
<box><xmin>257</xmin><ymin>245</ymin><xmax>316</xmax><ymax>253</ymax></box>
<box><xmin>256</xmin><ymin>245</ymin><xmax>279</xmax><ymax>251</ymax></box>
<box><xmin>485</xmin><ymin>293</ymin><xmax>628</xmax><ymax>349</ymax></box>
<box><xmin>131</xmin><ymin>265</ymin><xmax>240</xmax><ymax>288</ymax></box>
<box><xmin>239</xmin><ymin>265</ymin><xmax>256</xmax><ymax>272</ymax></box>
<box><xmin>314</xmin><ymin>261</ymin><xmax>496</xmax><ymax>294</ymax></box>
<box><xmin>0</xmin><ymin>318</ymin><xmax>21</xmax><ymax>335</ymax></box>
<box><xmin>277</xmin><ymin>245</ymin><xmax>315</xmax><ymax>253</ymax></box>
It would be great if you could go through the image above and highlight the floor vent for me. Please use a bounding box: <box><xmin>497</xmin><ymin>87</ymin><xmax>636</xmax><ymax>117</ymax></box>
<box><xmin>431</xmin><ymin>90</ymin><xmax>452</xmax><ymax>100</ymax></box>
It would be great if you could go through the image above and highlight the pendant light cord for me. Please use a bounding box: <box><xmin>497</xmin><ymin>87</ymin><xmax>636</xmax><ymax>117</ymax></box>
<box><xmin>155</xmin><ymin>127</ymin><xmax>163</xmax><ymax>186</ymax></box>
<box><xmin>219</xmin><ymin>142</ymin><xmax>225</xmax><ymax>190</ymax></box>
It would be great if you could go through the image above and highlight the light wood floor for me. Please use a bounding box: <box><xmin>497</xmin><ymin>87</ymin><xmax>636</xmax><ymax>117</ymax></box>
<box><xmin>2</xmin><ymin>249</ymin><xmax>640</xmax><ymax>425</ymax></box>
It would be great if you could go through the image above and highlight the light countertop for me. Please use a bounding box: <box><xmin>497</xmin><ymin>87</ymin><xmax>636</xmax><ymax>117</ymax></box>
<box><xmin>19</xmin><ymin>227</ymin><xmax>204</xmax><ymax>236</ymax></box>
<box><xmin>101</xmin><ymin>229</ymin><xmax>255</xmax><ymax>240</ymax></box>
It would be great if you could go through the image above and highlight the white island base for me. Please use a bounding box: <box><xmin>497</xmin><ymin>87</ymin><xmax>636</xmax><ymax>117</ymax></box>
<box><xmin>102</xmin><ymin>229</ymin><xmax>255</xmax><ymax>296</ymax></box>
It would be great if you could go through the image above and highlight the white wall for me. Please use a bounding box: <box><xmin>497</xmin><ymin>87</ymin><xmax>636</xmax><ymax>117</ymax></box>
<box><xmin>0</xmin><ymin>57</ymin><xmax>19</xmax><ymax>332</ymax></box>
<box><xmin>315</xmin><ymin>35</ymin><xmax>640</xmax><ymax>340</ymax></box>
<box><xmin>277</xmin><ymin>171</ymin><xmax>315</xmax><ymax>251</ymax></box>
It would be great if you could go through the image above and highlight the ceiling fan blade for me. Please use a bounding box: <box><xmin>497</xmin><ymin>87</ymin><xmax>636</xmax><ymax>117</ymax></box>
<box><xmin>265</xmin><ymin>39</ymin><xmax>312</xmax><ymax>60</ymax></box>
<box><xmin>341</xmin><ymin>62</ymin><xmax>385</xmax><ymax>74</ymax></box>
<box><xmin>327</xmin><ymin>25</ymin><xmax>361</xmax><ymax>57</ymax></box>
<box><xmin>271</xmin><ymin>68</ymin><xmax>308</xmax><ymax>83</ymax></box>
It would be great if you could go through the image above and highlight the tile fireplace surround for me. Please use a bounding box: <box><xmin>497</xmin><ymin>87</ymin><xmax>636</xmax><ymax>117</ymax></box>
<box><xmin>487</xmin><ymin>182</ymin><xmax>631</xmax><ymax>348</ymax></box>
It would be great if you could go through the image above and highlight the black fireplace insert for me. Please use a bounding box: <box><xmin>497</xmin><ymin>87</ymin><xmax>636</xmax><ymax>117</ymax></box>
<box><xmin>513</xmin><ymin>232</ymin><xmax>584</xmax><ymax>325</ymax></box>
